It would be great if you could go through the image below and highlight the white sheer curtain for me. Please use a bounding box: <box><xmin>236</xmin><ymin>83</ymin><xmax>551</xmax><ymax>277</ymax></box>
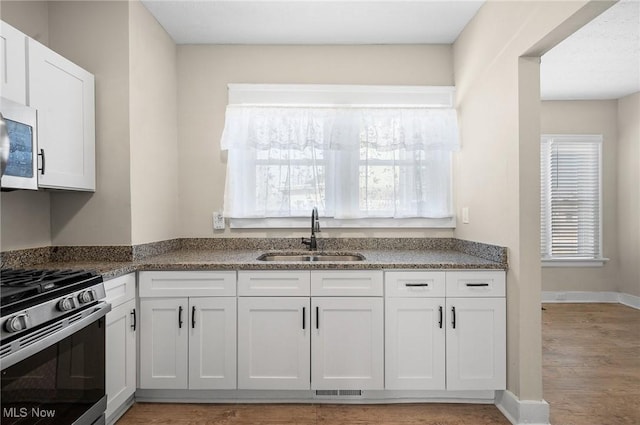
<box><xmin>221</xmin><ymin>105</ymin><xmax>459</xmax><ymax>219</ymax></box>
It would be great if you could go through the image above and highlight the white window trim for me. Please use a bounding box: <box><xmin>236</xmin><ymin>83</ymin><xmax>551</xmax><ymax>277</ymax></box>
<box><xmin>224</xmin><ymin>83</ymin><xmax>458</xmax><ymax>229</ymax></box>
<box><xmin>230</xmin><ymin>217</ymin><xmax>456</xmax><ymax>229</ymax></box>
<box><xmin>542</xmin><ymin>258</ymin><xmax>609</xmax><ymax>268</ymax></box>
<box><xmin>227</xmin><ymin>83</ymin><xmax>455</xmax><ymax>107</ymax></box>
<box><xmin>541</xmin><ymin>134</ymin><xmax>604</xmax><ymax>267</ymax></box>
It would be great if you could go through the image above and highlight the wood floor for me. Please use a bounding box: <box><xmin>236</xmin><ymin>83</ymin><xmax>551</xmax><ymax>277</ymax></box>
<box><xmin>116</xmin><ymin>303</ymin><xmax>639</xmax><ymax>425</ymax></box>
<box><xmin>543</xmin><ymin>303</ymin><xmax>640</xmax><ymax>425</ymax></box>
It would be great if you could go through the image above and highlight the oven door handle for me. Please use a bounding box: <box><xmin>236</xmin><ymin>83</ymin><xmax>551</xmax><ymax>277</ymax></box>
<box><xmin>0</xmin><ymin>302</ymin><xmax>111</xmax><ymax>370</ymax></box>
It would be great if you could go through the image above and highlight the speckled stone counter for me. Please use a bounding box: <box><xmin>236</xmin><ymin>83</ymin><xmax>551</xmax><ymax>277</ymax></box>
<box><xmin>1</xmin><ymin>238</ymin><xmax>507</xmax><ymax>281</ymax></box>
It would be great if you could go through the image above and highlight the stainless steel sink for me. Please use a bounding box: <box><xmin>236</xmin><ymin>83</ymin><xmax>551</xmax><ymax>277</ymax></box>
<box><xmin>257</xmin><ymin>253</ymin><xmax>365</xmax><ymax>262</ymax></box>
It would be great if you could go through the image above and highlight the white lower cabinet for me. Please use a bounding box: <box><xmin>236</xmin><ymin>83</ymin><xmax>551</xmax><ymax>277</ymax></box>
<box><xmin>384</xmin><ymin>270</ymin><xmax>506</xmax><ymax>391</ymax></box>
<box><xmin>385</xmin><ymin>297</ymin><xmax>445</xmax><ymax>390</ymax></box>
<box><xmin>136</xmin><ymin>269</ymin><xmax>505</xmax><ymax>396</ymax></box>
<box><xmin>238</xmin><ymin>297</ymin><xmax>310</xmax><ymax>390</ymax></box>
<box><xmin>312</xmin><ymin>297</ymin><xmax>384</xmax><ymax>390</ymax></box>
<box><xmin>237</xmin><ymin>270</ymin><xmax>384</xmax><ymax>391</ymax></box>
<box><xmin>139</xmin><ymin>298</ymin><xmax>188</xmax><ymax>389</ymax></box>
<box><xmin>445</xmin><ymin>297</ymin><xmax>506</xmax><ymax>390</ymax></box>
<box><xmin>105</xmin><ymin>274</ymin><xmax>136</xmax><ymax>423</ymax></box>
<box><xmin>138</xmin><ymin>271</ymin><xmax>237</xmax><ymax>390</ymax></box>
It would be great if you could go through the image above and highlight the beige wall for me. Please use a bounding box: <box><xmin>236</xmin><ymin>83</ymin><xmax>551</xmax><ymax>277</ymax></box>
<box><xmin>453</xmin><ymin>0</ymin><xmax>611</xmax><ymax>402</ymax></box>
<box><xmin>617</xmin><ymin>92</ymin><xmax>640</xmax><ymax>297</ymax></box>
<box><xmin>540</xmin><ymin>100</ymin><xmax>619</xmax><ymax>292</ymax></box>
<box><xmin>177</xmin><ymin>44</ymin><xmax>455</xmax><ymax>239</ymax></box>
<box><xmin>0</xmin><ymin>1</ymin><xmax>52</xmax><ymax>251</ymax></box>
<box><xmin>47</xmin><ymin>1</ymin><xmax>132</xmax><ymax>246</ymax></box>
<box><xmin>129</xmin><ymin>0</ymin><xmax>179</xmax><ymax>245</ymax></box>
<box><xmin>0</xmin><ymin>0</ymin><xmax>49</xmax><ymax>45</ymax></box>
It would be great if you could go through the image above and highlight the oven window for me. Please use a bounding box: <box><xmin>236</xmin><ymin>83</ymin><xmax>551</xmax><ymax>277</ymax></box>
<box><xmin>1</xmin><ymin>317</ymin><xmax>105</xmax><ymax>425</ymax></box>
<box><xmin>4</xmin><ymin>118</ymin><xmax>34</xmax><ymax>178</ymax></box>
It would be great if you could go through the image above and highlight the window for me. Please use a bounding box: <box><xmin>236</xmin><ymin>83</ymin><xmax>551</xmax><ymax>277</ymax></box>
<box><xmin>540</xmin><ymin>134</ymin><xmax>605</xmax><ymax>266</ymax></box>
<box><xmin>221</xmin><ymin>84</ymin><xmax>459</xmax><ymax>228</ymax></box>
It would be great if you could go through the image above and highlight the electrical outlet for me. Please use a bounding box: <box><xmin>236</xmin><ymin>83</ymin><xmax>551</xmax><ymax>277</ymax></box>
<box><xmin>213</xmin><ymin>212</ymin><xmax>225</xmax><ymax>230</ymax></box>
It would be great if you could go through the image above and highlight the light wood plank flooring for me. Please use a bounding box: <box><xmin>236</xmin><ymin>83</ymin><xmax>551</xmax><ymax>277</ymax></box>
<box><xmin>543</xmin><ymin>303</ymin><xmax>640</xmax><ymax>425</ymax></box>
<box><xmin>116</xmin><ymin>303</ymin><xmax>640</xmax><ymax>425</ymax></box>
<box><xmin>115</xmin><ymin>402</ymin><xmax>510</xmax><ymax>425</ymax></box>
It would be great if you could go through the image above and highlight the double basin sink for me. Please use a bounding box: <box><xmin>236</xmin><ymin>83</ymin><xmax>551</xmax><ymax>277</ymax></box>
<box><xmin>257</xmin><ymin>252</ymin><xmax>365</xmax><ymax>262</ymax></box>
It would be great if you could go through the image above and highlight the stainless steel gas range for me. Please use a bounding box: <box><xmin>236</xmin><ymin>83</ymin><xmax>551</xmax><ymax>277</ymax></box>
<box><xmin>1</xmin><ymin>269</ymin><xmax>110</xmax><ymax>425</ymax></box>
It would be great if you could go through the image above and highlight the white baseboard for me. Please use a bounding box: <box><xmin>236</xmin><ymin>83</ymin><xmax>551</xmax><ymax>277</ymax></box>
<box><xmin>495</xmin><ymin>390</ymin><xmax>549</xmax><ymax>425</ymax></box>
<box><xmin>542</xmin><ymin>291</ymin><xmax>640</xmax><ymax>309</ymax></box>
<box><xmin>619</xmin><ymin>292</ymin><xmax>640</xmax><ymax>309</ymax></box>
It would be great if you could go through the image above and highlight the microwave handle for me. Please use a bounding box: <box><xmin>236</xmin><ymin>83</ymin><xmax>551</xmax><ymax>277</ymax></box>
<box><xmin>0</xmin><ymin>113</ymin><xmax>9</xmax><ymax>177</ymax></box>
<box><xmin>38</xmin><ymin>149</ymin><xmax>45</xmax><ymax>175</ymax></box>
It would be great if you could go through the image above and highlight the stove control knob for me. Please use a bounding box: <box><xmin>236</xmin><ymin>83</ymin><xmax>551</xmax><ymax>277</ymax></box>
<box><xmin>4</xmin><ymin>314</ymin><xmax>29</xmax><ymax>333</ymax></box>
<box><xmin>57</xmin><ymin>297</ymin><xmax>75</xmax><ymax>312</ymax></box>
<box><xmin>77</xmin><ymin>290</ymin><xmax>95</xmax><ymax>304</ymax></box>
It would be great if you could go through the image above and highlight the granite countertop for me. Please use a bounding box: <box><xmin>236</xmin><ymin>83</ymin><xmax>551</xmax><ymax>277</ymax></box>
<box><xmin>24</xmin><ymin>247</ymin><xmax>507</xmax><ymax>281</ymax></box>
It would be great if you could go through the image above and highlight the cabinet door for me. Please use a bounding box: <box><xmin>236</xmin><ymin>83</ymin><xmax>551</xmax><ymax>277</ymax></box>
<box><xmin>28</xmin><ymin>39</ymin><xmax>95</xmax><ymax>191</ymax></box>
<box><xmin>312</xmin><ymin>297</ymin><xmax>383</xmax><ymax>390</ymax></box>
<box><xmin>238</xmin><ymin>297</ymin><xmax>310</xmax><ymax>390</ymax></box>
<box><xmin>385</xmin><ymin>297</ymin><xmax>445</xmax><ymax>390</ymax></box>
<box><xmin>139</xmin><ymin>298</ymin><xmax>188</xmax><ymax>389</ymax></box>
<box><xmin>0</xmin><ymin>21</ymin><xmax>27</xmax><ymax>104</ymax></box>
<box><xmin>189</xmin><ymin>297</ymin><xmax>237</xmax><ymax>389</ymax></box>
<box><xmin>446</xmin><ymin>297</ymin><xmax>506</xmax><ymax>390</ymax></box>
<box><xmin>105</xmin><ymin>298</ymin><xmax>136</xmax><ymax>420</ymax></box>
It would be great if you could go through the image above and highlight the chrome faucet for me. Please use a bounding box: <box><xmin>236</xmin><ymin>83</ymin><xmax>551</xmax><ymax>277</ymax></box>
<box><xmin>301</xmin><ymin>207</ymin><xmax>321</xmax><ymax>251</ymax></box>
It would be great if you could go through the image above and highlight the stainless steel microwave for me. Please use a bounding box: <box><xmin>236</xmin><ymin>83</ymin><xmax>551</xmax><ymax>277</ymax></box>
<box><xmin>0</xmin><ymin>97</ymin><xmax>38</xmax><ymax>190</ymax></box>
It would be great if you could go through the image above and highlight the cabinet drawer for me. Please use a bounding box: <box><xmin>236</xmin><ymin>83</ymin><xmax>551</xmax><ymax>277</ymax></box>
<box><xmin>445</xmin><ymin>271</ymin><xmax>505</xmax><ymax>297</ymax></box>
<box><xmin>311</xmin><ymin>270</ymin><xmax>383</xmax><ymax>296</ymax></box>
<box><xmin>105</xmin><ymin>273</ymin><xmax>136</xmax><ymax>307</ymax></box>
<box><xmin>238</xmin><ymin>271</ymin><xmax>310</xmax><ymax>296</ymax></box>
<box><xmin>138</xmin><ymin>271</ymin><xmax>236</xmax><ymax>297</ymax></box>
<box><xmin>385</xmin><ymin>271</ymin><xmax>445</xmax><ymax>297</ymax></box>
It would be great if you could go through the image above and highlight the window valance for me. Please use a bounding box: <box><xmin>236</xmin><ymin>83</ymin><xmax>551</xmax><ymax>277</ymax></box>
<box><xmin>220</xmin><ymin>105</ymin><xmax>459</xmax><ymax>152</ymax></box>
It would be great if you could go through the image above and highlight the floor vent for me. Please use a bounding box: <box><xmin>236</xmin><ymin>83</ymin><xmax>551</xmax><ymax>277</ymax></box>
<box><xmin>315</xmin><ymin>390</ymin><xmax>363</xmax><ymax>397</ymax></box>
<box><xmin>315</xmin><ymin>390</ymin><xmax>339</xmax><ymax>396</ymax></box>
<box><xmin>339</xmin><ymin>390</ymin><xmax>362</xmax><ymax>396</ymax></box>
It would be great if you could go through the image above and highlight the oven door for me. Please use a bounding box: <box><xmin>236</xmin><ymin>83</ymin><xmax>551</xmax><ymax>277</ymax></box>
<box><xmin>1</xmin><ymin>302</ymin><xmax>110</xmax><ymax>425</ymax></box>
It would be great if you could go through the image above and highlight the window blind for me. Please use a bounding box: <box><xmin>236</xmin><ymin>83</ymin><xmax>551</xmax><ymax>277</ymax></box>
<box><xmin>541</xmin><ymin>135</ymin><xmax>602</xmax><ymax>260</ymax></box>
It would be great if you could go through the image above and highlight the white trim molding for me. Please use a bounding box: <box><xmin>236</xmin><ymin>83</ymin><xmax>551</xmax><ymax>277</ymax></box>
<box><xmin>495</xmin><ymin>390</ymin><xmax>550</xmax><ymax>425</ymax></box>
<box><xmin>542</xmin><ymin>291</ymin><xmax>640</xmax><ymax>310</ymax></box>
<box><xmin>227</xmin><ymin>84</ymin><xmax>456</xmax><ymax>107</ymax></box>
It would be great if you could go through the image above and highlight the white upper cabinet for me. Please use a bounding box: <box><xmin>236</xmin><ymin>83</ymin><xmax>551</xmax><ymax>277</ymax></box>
<box><xmin>0</xmin><ymin>21</ymin><xmax>27</xmax><ymax>104</ymax></box>
<box><xmin>27</xmin><ymin>38</ymin><xmax>95</xmax><ymax>191</ymax></box>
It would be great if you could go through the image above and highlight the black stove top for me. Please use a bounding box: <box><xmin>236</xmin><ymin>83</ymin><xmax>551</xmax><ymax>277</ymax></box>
<box><xmin>1</xmin><ymin>269</ymin><xmax>103</xmax><ymax>315</ymax></box>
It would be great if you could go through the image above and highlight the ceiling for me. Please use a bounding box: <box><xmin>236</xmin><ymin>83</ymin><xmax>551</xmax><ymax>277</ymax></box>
<box><xmin>141</xmin><ymin>0</ymin><xmax>640</xmax><ymax>100</ymax></box>
<box><xmin>540</xmin><ymin>0</ymin><xmax>640</xmax><ymax>100</ymax></box>
<box><xmin>140</xmin><ymin>0</ymin><xmax>484</xmax><ymax>44</ymax></box>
